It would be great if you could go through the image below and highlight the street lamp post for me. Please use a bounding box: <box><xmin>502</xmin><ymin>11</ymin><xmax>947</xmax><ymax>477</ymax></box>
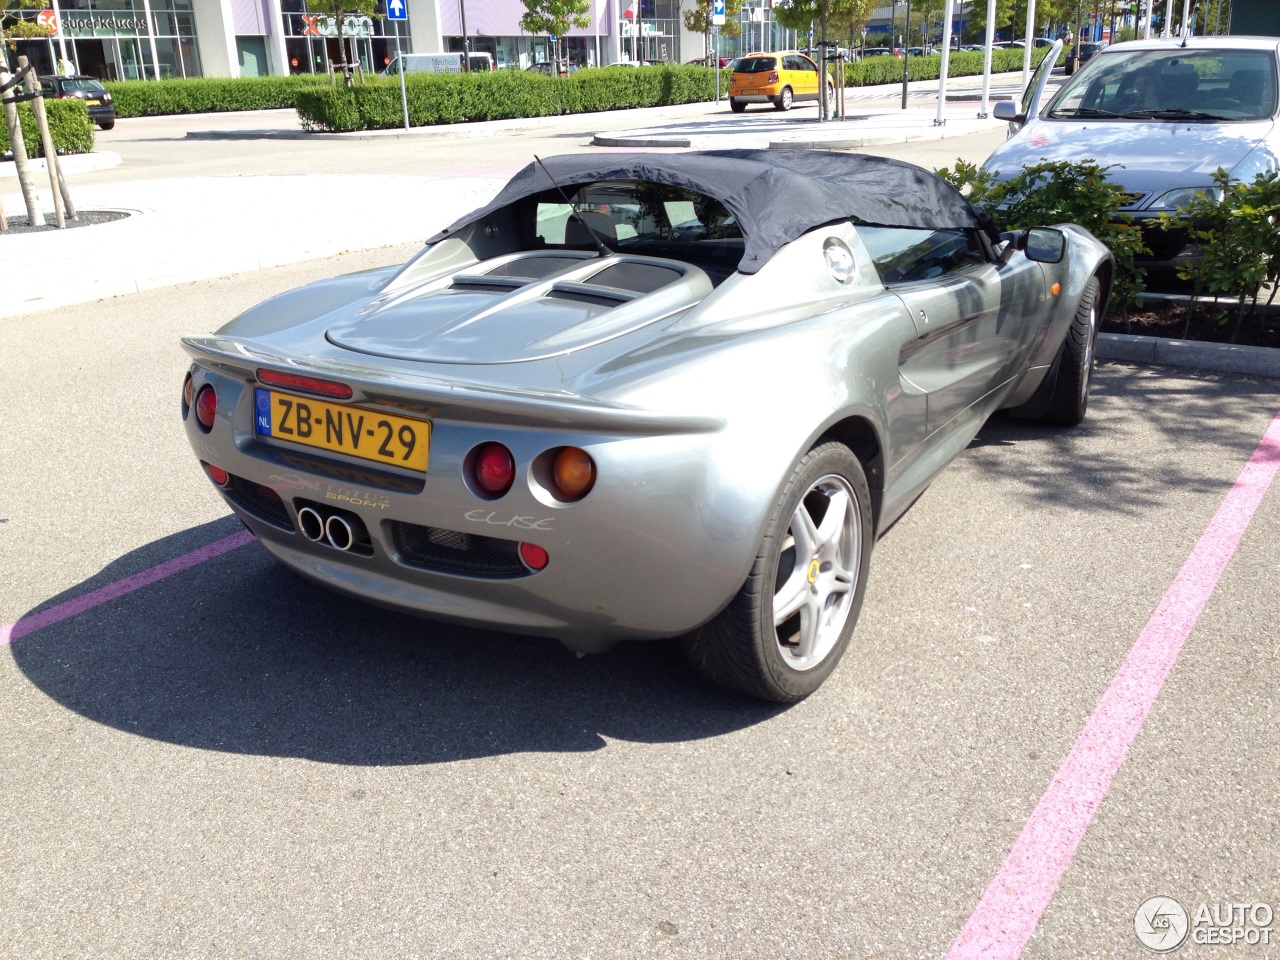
<box><xmin>458</xmin><ymin>0</ymin><xmax>470</xmax><ymax>70</ymax></box>
<box><xmin>900</xmin><ymin>0</ymin><xmax>911</xmax><ymax>109</ymax></box>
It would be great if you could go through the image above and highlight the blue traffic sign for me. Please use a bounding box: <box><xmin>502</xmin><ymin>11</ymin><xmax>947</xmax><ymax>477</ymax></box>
<box><xmin>712</xmin><ymin>0</ymin><xmax>725</xmax><ymax>15</ymax></box>
<box><xmin>387</xmin><ymin>0</ymin><xmax>407</xmax><ymax>20</ymax></box>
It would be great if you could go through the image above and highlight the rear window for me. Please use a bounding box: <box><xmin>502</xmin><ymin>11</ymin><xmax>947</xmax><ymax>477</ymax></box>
<box><xmin>735</xmin><ymin>57</ymin><xmax>777</xmax><ymax>73</ymax></box>
<box><xmin>529</xmin><ymin>180</ymin><xmax>743</xmax><ymax>266</ymax></box>
<box><xmin>63</xmin><ymin>79</ymin><xmax>106</xmax><ymax>94</ymax></box>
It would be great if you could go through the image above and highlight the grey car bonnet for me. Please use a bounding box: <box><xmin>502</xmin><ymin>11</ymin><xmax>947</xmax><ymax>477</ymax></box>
<box><xmin>426</xmin><ymin>150</ymin><xmax>1001</xmax><ymax>274</ymax></box>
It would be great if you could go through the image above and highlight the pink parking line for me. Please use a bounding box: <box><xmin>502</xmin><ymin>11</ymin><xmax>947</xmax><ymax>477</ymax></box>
<box><xmin>0</xmin><ymin>530</ymin><xmax>255</xmax><ymax>646</ymax></box>
<box><xmin>946</xmin><ymin>410</ymin><xmax>1280</xmax><ymax>960</ymax></box>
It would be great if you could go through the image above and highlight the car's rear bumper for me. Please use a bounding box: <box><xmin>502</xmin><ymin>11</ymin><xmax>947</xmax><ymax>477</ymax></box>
<box><xmin>729</xmin><ymin>92</ymin><xmax>778</xmax><ymax>102</ymax></box>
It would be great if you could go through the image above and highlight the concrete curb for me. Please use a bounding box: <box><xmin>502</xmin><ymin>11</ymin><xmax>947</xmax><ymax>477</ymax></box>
<box><xmin>1098</xmin><ymin>332</ymin><xmax>1280</xmax><ymax>379</ymax></box>
<box><xmin>0</xmin><ymin>151</ymin><xmax>122</xmax><ymax>179</ymax></box>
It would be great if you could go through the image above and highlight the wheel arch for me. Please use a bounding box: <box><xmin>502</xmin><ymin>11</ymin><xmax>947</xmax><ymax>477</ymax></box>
<box><xmin>814</xmin><ymin>414</ymin><xmax>885</xmax><ymax>535</ymax></box>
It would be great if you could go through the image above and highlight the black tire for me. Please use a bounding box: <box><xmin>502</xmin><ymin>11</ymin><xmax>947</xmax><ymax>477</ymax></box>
<box><xmin>682</xmin><ymin>441</ymin><xmax>873</xmax><ymax>703</ymax></box>
<box><xmin>1040</xmin><ymin>276</ymin><xmax>1100</xmax><ymax>426</ymax></box>
<box><xmin>774</xmin><ymin>86</ymin><xmax>794</xmax><ymax>111</ymax></box>
<box><xmin>729</xmin><ymin>98</ymin><xmax>747</xmax><ymax>113</ymax></box>
<box><xmin>98</xmin><ymin>119</ymin><xmax>115</xmax><ymax>131</ymax></box>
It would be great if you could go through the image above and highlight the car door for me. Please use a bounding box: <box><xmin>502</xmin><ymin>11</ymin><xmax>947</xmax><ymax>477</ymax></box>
<box><xmin>858</xmin><ymin>226</ymin><xmax>1040</xmax><ymax>437</ymax></box>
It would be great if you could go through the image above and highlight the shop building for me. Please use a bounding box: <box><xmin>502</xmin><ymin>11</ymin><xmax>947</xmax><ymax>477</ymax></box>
<box><xmin>7</xmin><ymin>0</ymin><xmax>723</xmax><ymax>79</ymax></box>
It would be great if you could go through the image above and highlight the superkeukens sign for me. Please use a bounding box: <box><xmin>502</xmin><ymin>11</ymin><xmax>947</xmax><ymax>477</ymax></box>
<box><xmin>298</xmin><ymin>14</ymin><xmax>376</xmax><ymax>38</ymax></box>
<box><xmin>60</xmin><ymin>12</ymin><xmax>151</xmax><ymax>37</ymax></box>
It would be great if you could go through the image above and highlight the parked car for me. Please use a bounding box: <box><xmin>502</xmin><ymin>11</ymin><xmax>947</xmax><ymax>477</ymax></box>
<box><xmin>179</xmin><ymin>149</ymin><xmax>1113</xmax><ymax>702</ymax></box>
<box><xmin>861</xmin><ymin>46</ymin><xmax>896</xmax><ymax>58</ymax></box>
<box><xmin>727</xmin><ymin>51</ymin><xmax>834</xmax><ymax>112</ymax></box>
<box><xmin>1077</xmin><ymin>40</ymin><xmax>1108</xmax><ymax>63</ymax></box>
<box><xmin>38</xmin><ymin>75</ymin><xmax>114</xmax><ymax>130</ymax></box>
<box><xmin>686</xmin><ymin>56</ymin><xmax>732</xmax><ymax>68</ymax></box>
<box><xmin>985</xmin><ymin>36</ymin><xmax>1280</xmax><ymax>291</ymax></box>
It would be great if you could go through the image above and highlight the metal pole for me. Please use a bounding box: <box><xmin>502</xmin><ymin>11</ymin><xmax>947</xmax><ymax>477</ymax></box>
<box><xmin>140</xmin><ymin>0</ymin><xmax>161</xmax><ymax>79</ymax></box>
<box><xmin>396</xmin><ymin>20</ymin><xmax>408</xmax><ymax>130</ymax></box>
<box><xmin>1020</xmin><ymin>0</ymin><xmax>1035</xmax><ymax>94</ymax></box>
<box><xmin>979</xmin><ymin>0</ymin><xmax>994</xmax><ymax>117</ymax></box>
<box><xmin>1163</xmin><ymin>0</ymin><xmax>1172</xmax><ymax>36</ymax></box>
<box><xmin>900</xmin><ymin>0</ymin><xmax>911</xmax><ymax>108</ymax></box>
<box><xmin>936</xmin><ymin>0</ymin><xmax>955</xmax><ymax>125</ymax></box>
<box><xmin>50</xmin><ymin>0</ymin><xmax>70</xmax><ymax>69</ymax></box>
<box><xmin>1180</xmin><ymin>0</ymin><xmax>1190</xmax><ymax>35</ymax></box>
<box><xmin>459</xmin><ymin>0</ymin><xmax>469</xmax><ymax>69</ymax></box>
<box><xmin>1143</xmin><ymin>0</ymin><xmax>1152</xmax><ymax>38</ymax></box>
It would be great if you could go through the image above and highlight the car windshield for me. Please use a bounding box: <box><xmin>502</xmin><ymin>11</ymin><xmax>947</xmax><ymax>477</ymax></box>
<box><xmin>734</xmin><ymin>57</ymin><xmax>777</xmax><ymax>73</ymax></box>
<box><xmin>1046</xmin><ymin>47</ymin><xmax>1277</xmax><ymax>121</ymax></box>
<box><xmin>531</xmin><ymin>180</ymin><xmax>743</xmax><ymax>265</ymax></box>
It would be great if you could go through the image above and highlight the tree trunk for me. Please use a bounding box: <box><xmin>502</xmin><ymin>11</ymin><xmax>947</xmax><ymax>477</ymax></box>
<box><xmin>0</xmin><ymin>62</ymin><xmax>44</xmax><ymax>229</ymax></box>
<box><xmin>19</xmin><ymin>56</ymin><xmax>65</xmax><ymax>229</ymax></box>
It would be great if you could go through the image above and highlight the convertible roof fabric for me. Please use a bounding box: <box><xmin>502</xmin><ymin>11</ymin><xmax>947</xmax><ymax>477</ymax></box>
<box><xmin>426</xmin><ymin>149</ymin><xmax>999</xmax><ymax>274</ymax></box>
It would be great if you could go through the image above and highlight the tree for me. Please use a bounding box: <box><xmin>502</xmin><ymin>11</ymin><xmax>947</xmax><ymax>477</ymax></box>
<box><xmin>308</xmin><ymin>0</ymin><xmax>380</xmax><ymax>84</ymax></box>
<box><xmin>774</xmin><ymin>0</ymin><xmax>873</xmax><ymax>47</ymax></box>
<box><xmin>1</xmin><ymin>2</ymin><xmax>53</xmax><ymax>228</ymax></box>
<box><xmin>964</xmin><ymin>0</ymin><xmax>1016</xmax><ymax>41</ymax></box>
<box><xmin>683</xmin><ymin>0</ymin><xmax>744</xmax><ymax>61</ymax></box>
<box><xmin>520</xmin><ymin>0</ymin><xmax>591</xmax><ymax>74</ymax></box>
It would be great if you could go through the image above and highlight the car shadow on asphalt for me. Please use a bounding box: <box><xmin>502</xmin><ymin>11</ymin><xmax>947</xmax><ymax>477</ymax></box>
<box><xmin>8</xmin><ymin>516</ymin><xmax>781</xmax><ymax>765</ymax></box>
<box><xmin>966</xmin><ymin>362</ymin><xmax>1280</xmax><ymax>514</ymax></box>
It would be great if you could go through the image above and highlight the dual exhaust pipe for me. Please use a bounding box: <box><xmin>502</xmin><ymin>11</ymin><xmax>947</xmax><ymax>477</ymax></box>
<box><xmin>297</xmin><ymin>504</ymin><xmax>370</xmax><ymax>553</ymax></box>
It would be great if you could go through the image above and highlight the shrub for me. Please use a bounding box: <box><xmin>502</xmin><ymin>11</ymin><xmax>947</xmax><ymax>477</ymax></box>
<box><xmin>105</xmin><ymin>75</ymin><xmax>334</xmax><ymax>118</ymax></box>
<box><xmin>938</xmin><ymin>158</ymin><xmax>1148</xmax><ymax>312</ymax></box>
<box><xmin>297</xmin><ymin>65</ymin><xmax>721</xmax><ymax>132</ymax></box>
<box><xmin>1159</xmin><ymin>168</ymin><xmax>1280</xmax><ymax>341</ymax></box>
<box><xmin>0</xmin><ymin>98</ymin><xmax>94</xmax><ymax>156</ymax></box>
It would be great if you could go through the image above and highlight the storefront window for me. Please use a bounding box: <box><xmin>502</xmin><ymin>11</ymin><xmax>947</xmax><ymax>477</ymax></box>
<box><xmin>5</xmin><ymin>0</ymin><xmax>202</xmax><ymax>78</ymax></box>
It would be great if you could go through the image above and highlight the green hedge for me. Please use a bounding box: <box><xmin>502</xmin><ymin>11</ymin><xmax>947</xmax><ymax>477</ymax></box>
<box><xmin>0</xmin><ymin>99</ymin><xmax>94</xmax><ymax>157</ymax></box>
<box><xmin>297</xmin><ymin>65</ymin><xmax>722</xmax><ymax>132</ymax></box>
<box><xmin>299</xmin><ymin>50</ymin><xmax>1051</xmax><ymax>132</ymax></box>
<box><xmin>104</xmin><ymin>74</ymin><xmax>334</xmax><ymax>118</ymax></box>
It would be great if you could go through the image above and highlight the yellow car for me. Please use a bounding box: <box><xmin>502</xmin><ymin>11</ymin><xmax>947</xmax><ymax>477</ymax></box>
<box><xmin>728</xmin><ymin>51</ymin><xmax>832</xmax><ymax>112</ymax></box>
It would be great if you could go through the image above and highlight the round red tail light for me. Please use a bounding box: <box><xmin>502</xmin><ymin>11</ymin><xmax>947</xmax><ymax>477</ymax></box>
<box><xmin>205</xmin><ymin>463</ymin><xmax>229</xmax><ymax>485</ymax></box>
<box><xmin>519</xmin><ymin>542</ymin><xmax>549</xmax><ymax>571</ymax></box>
<box><xmin>182</xmin><ymin>373</ymin><xmax>193</xmax><ymax>419</ymax></box>
<box><xmin>551</xmin><ymin>447</ymin><xmax>596</xmax><ymax>501</ymax></box>
<box><xmin>473</xmin><ymin>442</ymin><xmax>515</xmax><ymax>497</ymax></box>
<box><xmin>195</xmin><ymin>384</ymin><xmax>217</xmax><ymax>432</ymax></box>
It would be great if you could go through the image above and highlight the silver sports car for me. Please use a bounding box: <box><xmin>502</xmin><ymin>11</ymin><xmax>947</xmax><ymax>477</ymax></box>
<box><xmin>181</xmin><ymin>150</ymin><xmax>1113</xmax><ymax>702</ymax></box>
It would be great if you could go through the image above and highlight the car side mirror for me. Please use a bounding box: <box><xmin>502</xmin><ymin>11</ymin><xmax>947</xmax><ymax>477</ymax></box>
<box><xmin>1024</xmin><ymin>227</ymin><xmax>1066</xmax><ymax>263</ymax></box>
<box><xmin>993</xmin><ymin>100</ymin><xmax>1024</xmax><ymax>124</ymax></box>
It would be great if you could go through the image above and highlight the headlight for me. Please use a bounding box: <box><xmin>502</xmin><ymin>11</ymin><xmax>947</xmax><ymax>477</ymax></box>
<box><xmin>103</xmin><ymin>92</ymin><xmax>112</xmax><ymax>102</ymax></box>
<box><xmin>823</xmin><ymin>237</ymin><xmax>856</xmax><ymax>284</ymax></box>
<box><xmin>1148</xmin><ymin>186</ymin><xmax>1224</xmax><ymax>211</ymax></box>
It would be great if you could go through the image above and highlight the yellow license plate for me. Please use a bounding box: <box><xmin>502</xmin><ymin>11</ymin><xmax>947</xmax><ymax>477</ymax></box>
<box><xmin>86</xmin><ymin>99</ymin><xmax>100</xmax><ymax>105</ymax></box>
<box><xmin>742</xmin><ymin>89</ymin><xmax>758</xmax><ymax>94</ymax></box>
<box><xmin>254</xmin><ymin>388</ymin><xmax>430</xmax><ymax>473</ymax></box>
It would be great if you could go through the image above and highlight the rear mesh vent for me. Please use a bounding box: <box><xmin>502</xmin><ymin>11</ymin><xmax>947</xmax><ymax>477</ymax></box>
<box><xmin>391</xmin><ymin>521</ymin><xmax>529</xmax><ymax>579</ymax></box>
<box><xmin>223</xmin><ymin>475</ymin><xmax>295</xmax><ymax>531</ymax></box>
<box><xmin>589</xmin><ymin>262</ymin><xmax>682</xmax><ymax>294</ymax></box>
<box><xmin>487</xmin><ymin>256</ymin><xmax>581</xmax><ymax>279</ymax></box>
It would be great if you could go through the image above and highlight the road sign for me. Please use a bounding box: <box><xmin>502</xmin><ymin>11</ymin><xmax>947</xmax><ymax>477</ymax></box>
<box><xmin>36</xmin><ymin>10</ymin><xmax>59</xmax><ymax>33</ymax></box>
<box><xmin>712</xmin><ymin>0</ymin><xmax>726</xmax><ymax>26</ymax></box>
<box><xmin>386</xmin><ymin>0</ymin><xmax>407</xmax><ymax>21</ymax></box>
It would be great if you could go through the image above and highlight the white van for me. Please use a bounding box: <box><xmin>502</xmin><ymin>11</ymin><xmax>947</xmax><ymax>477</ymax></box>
<box><xmin>381</xmin><ymin>52</ymin><xmax>494</xmax><ymax>76</ymax></box>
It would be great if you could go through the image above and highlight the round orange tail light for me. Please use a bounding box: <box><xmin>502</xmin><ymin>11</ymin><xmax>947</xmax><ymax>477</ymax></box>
<box><xmin>552</xmin><ymin>447</ymin><xmax>596</xmax><ymax>501</ymax></box>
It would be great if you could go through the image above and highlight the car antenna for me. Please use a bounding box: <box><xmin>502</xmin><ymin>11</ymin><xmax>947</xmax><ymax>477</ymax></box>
<box><xmin>533</xmin><ymin>154</ymin><xmax>613</xmax><ymax>259</ymax></box>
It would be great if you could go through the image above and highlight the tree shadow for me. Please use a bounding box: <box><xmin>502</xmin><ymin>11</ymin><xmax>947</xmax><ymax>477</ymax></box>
<box><xmin>8</xmin><ymin>518</ymin><xmax>779</xmax><ymax>766</ymax></box>
<box><xmin>966</xmin><ymin>362</ymin><xmax>1280</xmax><ymax>515</ymax></box>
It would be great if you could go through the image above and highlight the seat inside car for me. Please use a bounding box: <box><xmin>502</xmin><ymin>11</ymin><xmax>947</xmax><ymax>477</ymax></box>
<box><xmin>1228</xmin><ymin>68</ymin><xmax>1269</xmax><ymax>112</ymax></box>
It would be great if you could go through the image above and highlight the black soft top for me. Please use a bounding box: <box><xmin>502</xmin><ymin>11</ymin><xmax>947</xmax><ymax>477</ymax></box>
<box><xmin>427</xmin><ymin>149</ymin><xmax>999</xmax><ymax>274</ymax></box>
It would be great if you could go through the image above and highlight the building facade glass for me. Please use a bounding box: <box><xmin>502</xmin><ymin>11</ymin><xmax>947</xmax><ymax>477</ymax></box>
<box><xmin>279</xmin><ymin>0</ymin><xmax>410</xmax><ymax>75</ymax></box>
<box><xmin>7</xmin><ymin>1</ymin><xmax>201</xmax><ymax>79</ymax></box>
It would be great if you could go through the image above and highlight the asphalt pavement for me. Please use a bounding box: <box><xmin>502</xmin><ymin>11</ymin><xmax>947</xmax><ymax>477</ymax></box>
<box><xmin>1</xmin><ymin>87</ymin><xmax>1278</xmax><ymax>959</ymax></box>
